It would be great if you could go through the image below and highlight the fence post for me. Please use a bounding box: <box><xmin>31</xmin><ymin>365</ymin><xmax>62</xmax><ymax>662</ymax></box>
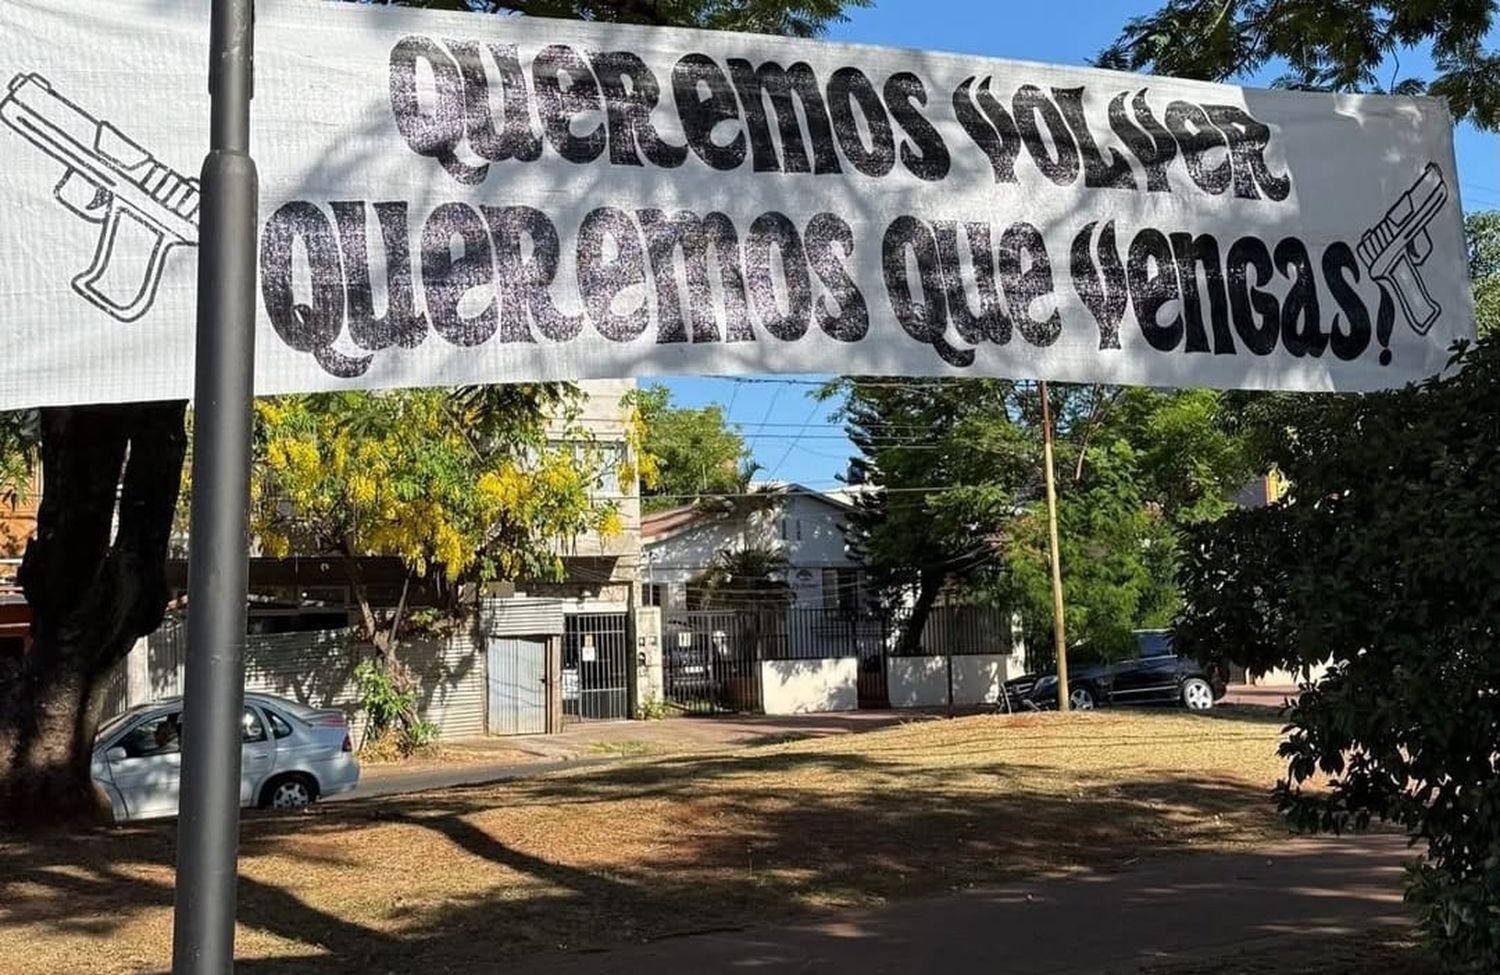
<box><xmin>946</xmin><ymin>650</ymin><xmax>954</xmax><ymax>715</ymax></box>
<box><xmin>125</xmin><ymin>636</ymin><xmax>150</xmax><ymax>707</ymax></box>
<box><xmin>546</xmin><ymin>636</ymin><xmax>563</xmax><ymax>734</ymax></box>
<box><xmin>625</xmin><ymin>582</ymin><xmax>639</xmax><ymax>720</ymax></box>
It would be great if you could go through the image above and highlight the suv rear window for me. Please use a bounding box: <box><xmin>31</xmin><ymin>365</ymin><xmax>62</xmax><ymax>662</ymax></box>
<box><xmin>1137</xmin><ymin>632</ymin><xmax>1173</xmax><ymax>658</ymax></box>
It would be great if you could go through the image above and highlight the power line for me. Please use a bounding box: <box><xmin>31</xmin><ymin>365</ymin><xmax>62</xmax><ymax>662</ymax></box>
<box><xmin>783</xmin><ymin>442</ymin><xmax>861</xmax><ymax>461</ymax></box>
<box><xmin>752</xmin><ymin>381</ymin><xmax>785</xmax><ymax>432</ymax></box>
<box><xmin>767</xmin><ymin>393</ymin><xmax>831</xmax><ymax>480</ymax></box>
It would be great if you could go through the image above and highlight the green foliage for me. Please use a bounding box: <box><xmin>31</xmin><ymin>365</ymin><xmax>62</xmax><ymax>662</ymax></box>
<box><xmin>830</xmin><ymin>379</ymin><xmax>1254</xmax><ymax>661</ymax></box>
<box><xmin>1176</xmin><ymin>338</ymin><xmax>1500</xmax><ymax>972</ymax></box>
<box><xmin>354</xmin><ymin>658</ymin><xmax>441</xmax><ymax>755</ymax></box>
<box><xmin>405</xmin><ymin>717</ymin><xmax>441</xmax><ymax>749</ymax></box>
<box><xmin>1470</xmin><ymin>211</ymin><xmax>1500</xmax><ymax>334</ymax></box>
<box><xmin>1000</xmin><ymin>388</ymin><xmax>1251</xmax><ymax>665</ymax></box>
<box><xmin>1171</xmin><ymin>214</ymin><xmax>1500</xmax><ymax>969</ymax></box>
<box><xmin>829</xmin><ymin>378</ymin><xmax>1027</xmax><ymax>607</ymax></box>
<box><xmin>353</xmin><ymin>658</ymin><xmax>416</xmax><ymax>741</ymax></box>
<box><xmin>635</xmin><ymin>383</ymin><xmax>751</xmax><ymax>511</ymax></box>
<box><xmin>1004</xmin><ymin>443</ymin><xmax>1179</xmax><ymax>666</ymax></box>
<box><xmin>1097</xmin><ymin>1</ymin><xmax>1500</xmax><ymax>129</ymax></box>
<box><xmin>635</xmin><ymin>696</ymin><xmax>672</xmax><ymax>720</ymax></box>
<box><xmin>251</xmin><ymin>386</ymin><xmax>620</xmax><ymax>590</ymax></box>
<box><xmin>690</xmin><ymin>545</ymin><xmax>793</xmax><ymax>608</ymax></box>
<box><xmin>0</xmin><ymin>410</ymin><xmax>37</xmax><ymax>508</ymax></box>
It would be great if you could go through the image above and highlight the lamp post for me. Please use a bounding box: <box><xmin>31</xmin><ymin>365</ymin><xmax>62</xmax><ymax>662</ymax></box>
<box><xmin>171</xmin><ymin>1</ymin><xmax>259</xmax><ymax>971</ymax></box>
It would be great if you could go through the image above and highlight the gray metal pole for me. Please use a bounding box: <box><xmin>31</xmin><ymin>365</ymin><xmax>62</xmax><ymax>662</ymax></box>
<box><xmin>172</xmin><ymin>0</ymin><xmax>258</xmax><ymax>972</ymax></box>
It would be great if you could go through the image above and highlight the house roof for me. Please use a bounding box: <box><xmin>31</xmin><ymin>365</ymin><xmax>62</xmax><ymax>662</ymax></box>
<box><xmin>641</xmin><ymin>483</ymin><xmax>865</xmax><ymax>545</ymax></box>
<box><xmin>640</xmin><ymin>505</ymin><xmax>702</xmax><ymax>542</ymax></box>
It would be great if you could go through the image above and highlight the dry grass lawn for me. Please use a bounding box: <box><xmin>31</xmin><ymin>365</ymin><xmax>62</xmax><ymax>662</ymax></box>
<box><xmin>1</xmin><ymin>708</ymin><xmax>1300</xmax><ymax>974</ymax></box>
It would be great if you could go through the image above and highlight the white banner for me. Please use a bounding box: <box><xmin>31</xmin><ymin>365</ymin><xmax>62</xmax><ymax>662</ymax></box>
<box><xmin>0</xmin><ymin>0</ymin><xmax>1475</xmax><ymax>409</ymax></box>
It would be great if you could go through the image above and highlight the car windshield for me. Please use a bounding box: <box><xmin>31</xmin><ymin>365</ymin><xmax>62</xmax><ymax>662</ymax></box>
<box><xmin>1137</xmin><ymin>632</ymin><xmax>1173</xmax><ymax>658</ymax></box>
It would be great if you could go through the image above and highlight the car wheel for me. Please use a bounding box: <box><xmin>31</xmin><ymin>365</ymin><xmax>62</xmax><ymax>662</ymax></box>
<box><xmin>1182</xmin><ymin>677</ymin><xmax>1215</xmax><ymax>712</ymax></box>
<box><xmin>1068</xmin><ymin>685</ymin><xmax>1097</xmax><ymax>711</ymax></box>
<box><xmin>261</xmin><ymin>774</ymin><xmax>317</xmax><ymax>811</ymax></box>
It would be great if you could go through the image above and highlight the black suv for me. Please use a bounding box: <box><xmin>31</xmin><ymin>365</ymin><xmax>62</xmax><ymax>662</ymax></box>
<box><xmin>1003</xmin><ymin>630</ymin><xmax>1228</xmax><ymax>712</ymax></box>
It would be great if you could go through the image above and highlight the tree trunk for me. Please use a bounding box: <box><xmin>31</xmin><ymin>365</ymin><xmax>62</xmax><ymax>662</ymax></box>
<box><xmin>0</xmin><ymin>402</ymin><xmax>186</xmax><ymax>825</ymax></box>
<box><xmin>896</xmin><ymin>569</ymin><xmax>946</xmax><ymax>655</ymax></box>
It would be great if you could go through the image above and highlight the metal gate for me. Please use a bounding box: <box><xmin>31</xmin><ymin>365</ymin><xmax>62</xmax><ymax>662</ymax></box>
<box><xmin>563</xmin><ymin>613</ymin><xmax>629</xmax><ymax>721</ymax></box>
<box><xmin>852</xmin><ymin>617</ymin><xmax>890</xmax><ymax>709</ymax></box>
<box><xmin>662</xmin><ymin>611</ymin><xmax>764</xmax><ymax>714</ymax></box>
<box><xmin>487</xmin><ymin>637</ymin><xmax>547</xmax><ymax>735</ymax></box>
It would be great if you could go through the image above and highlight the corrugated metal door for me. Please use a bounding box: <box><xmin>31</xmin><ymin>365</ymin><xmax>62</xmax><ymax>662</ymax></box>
<box><xmin>487</xmin><ymin>637</ymin><xmax>547</xmax><ymax>735</ymax></box>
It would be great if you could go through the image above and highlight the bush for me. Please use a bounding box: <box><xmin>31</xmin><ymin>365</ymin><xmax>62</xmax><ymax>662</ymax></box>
<box><xmin>353</xmin><ymin>658</ymin><xmax>436</xmax><ymax>757</ymax></box>
<box><xmin>635</xmin><ymin>696</ymin><xmax>671</xmax><ymax>721</ymax></box>
<box><xmin>1176</xmin><ymin>339</ymin><xmax>1500</xmax><ymax>973</ymax></box>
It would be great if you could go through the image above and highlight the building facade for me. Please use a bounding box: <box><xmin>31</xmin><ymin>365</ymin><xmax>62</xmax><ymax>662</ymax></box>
<box><xmin>641</xmin><ymin>484</ymin><xmax>867</xmax><ymax>612</ymax></box>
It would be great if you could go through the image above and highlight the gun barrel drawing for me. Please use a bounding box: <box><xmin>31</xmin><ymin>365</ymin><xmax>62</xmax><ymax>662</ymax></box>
<box><xmin>1357</xmin><ymin>162</ymin><xmax>1448</xmax><ymax>336</ymax></box>
<box><xmin>0</xmin><ymin>72</ymin><xmax>200</xmax><ymax>321</ymax></box>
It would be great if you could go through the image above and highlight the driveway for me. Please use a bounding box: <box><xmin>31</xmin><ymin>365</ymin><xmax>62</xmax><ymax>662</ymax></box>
<box><xmin>505</xmin><ymin>833</ymin><xmax>1413</xmax><ymax>974</ymax></box>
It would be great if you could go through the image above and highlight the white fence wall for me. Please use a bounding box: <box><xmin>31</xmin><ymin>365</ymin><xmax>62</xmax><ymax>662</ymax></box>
<box><xmin>886</xmin><ymin>656</ymin><xmax>949</xmax><ymax>708</ymax></box>
<box><xmin>760</xmin><ymin>657</ymin><xmax>858</xmax><ymax>715</ymax></box>
<box><xmin>887</xmin><ymin>653</ymin><xmax>1020</xmax><ymax>708</ymax></box>
<box><xmin>950</xmin><ymin>654</ymin><xmax>1010</xmax><ymax>706</ymax></box>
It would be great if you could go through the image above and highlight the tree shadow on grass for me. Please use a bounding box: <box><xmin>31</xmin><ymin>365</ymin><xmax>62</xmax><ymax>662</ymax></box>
<box><xmin>0</xmin><ymin>746</ymin><xmax>1297</xmax><ymax>975</ymax></box>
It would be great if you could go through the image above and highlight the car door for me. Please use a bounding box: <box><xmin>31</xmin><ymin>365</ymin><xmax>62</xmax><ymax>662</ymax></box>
<box><xmin>104</xmin><ymin>709</ymin><xmax>183</xmax><ymax>820</ymax></box>
<box><xmin>1112</xmin><ymin>634</ymin><xmax>1179</xmax><ymax>704</ymax></box>
<box><xmin>240</xmin><ymin>706</ymin><xmax>276</xmax><ymax>807</ymax></box>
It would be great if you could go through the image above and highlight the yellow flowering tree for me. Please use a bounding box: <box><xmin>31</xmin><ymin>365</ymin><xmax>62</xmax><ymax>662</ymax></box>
<box><xmin>252</xmin><ymin>384</ymin><xmax>623</xmax><ymax>664</ymax></box>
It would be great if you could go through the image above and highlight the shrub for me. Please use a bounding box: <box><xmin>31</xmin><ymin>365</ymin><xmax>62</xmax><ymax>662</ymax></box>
<box><xmin>1176</xmin><ymin>340</ymin><xmax>1500</xmax><ymax>972</ymax></box>
<box><xmin>353</xmin><ymin>658</ymin><xmax>436</xmax><ymax>757</ymax></box>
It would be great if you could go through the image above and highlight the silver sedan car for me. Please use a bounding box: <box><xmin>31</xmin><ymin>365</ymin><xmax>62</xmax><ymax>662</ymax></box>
<box><xmin>92</xmin><ymin>691</ymin><xmax>360</xmax><ymax>822</ymax></box>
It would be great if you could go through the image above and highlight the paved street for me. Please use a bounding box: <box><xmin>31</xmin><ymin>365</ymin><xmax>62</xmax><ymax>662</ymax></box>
<box><xmin>507</xmin><ymin>833</ymin><xmax>1411</xmax><ymax>974</ymax></box>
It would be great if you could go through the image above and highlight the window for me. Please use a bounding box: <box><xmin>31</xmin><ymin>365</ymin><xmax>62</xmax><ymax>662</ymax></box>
<box><xmin>821</xmin><ymin>569</ymin><xmax>839</xmax><ymax>611</ymax></box>
<box><xmin>549</xmin><ymin>439</ymin><xmax>627</xmax><ymax>497</ymax></box>
<box><xmin>266</xmin><ymin>709</ymin><xmax>295</xmax><ymax>739</ymax></box>
<box><xmin>795</xmin><ymin>519</ymin><xmax>803</xmax><ymax>541</ymax></box>
<box><xmin>242</xmin><ymin>708</ymin><xmax>268</xmax><ymax>743</ymax></box>
<box><xmin>118</xmin><ymin>711</ymin><xmax>183</xmax><ymax>759</ymax></box>
<box><xmin>644</xmin><ymin>584</ymin><xmax>666</xmax><ymax>608</ymax></box>
<box><xmin>822</xmin><ymin>567</ymin><xmax>860</xmax><ymax>615</ymax></box>
<box><xmin>1137</xmin><ymin>631</ymin><xmax>1173</xmax><ymax>658</ymax></box>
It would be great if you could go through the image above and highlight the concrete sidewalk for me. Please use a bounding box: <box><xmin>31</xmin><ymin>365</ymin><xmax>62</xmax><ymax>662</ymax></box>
<box><xmin>502</xmin><ymin>709</ymin><xmax>947</xmax><ymax>759</ymax></box>
<box><xmin>1221</xmin><ymin>685</ymin><xmax>1300</xmax><ymax>709</ymax></box>
<box><xmin>507</xmin><ymin>833</ymin><xmax>1412</xmax><ymax>975</ymax></box>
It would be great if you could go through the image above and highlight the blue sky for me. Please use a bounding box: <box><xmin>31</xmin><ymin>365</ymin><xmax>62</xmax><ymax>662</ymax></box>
<box><xmin>652</xmin><ymin>0</ymin><xmax>1500</xmax><ymax>489</ymax></box>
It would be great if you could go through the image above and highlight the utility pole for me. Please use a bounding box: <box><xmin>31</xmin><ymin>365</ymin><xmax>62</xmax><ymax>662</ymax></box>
<box><xmin>1039</xmin><ymin>381</ymin><xmax>1070</xmax><ymax>713</ymax></box>
<box><xmin>172</xmin><ymin>1</ymin><xmax>259</xmax><ymax>972</ymax></box>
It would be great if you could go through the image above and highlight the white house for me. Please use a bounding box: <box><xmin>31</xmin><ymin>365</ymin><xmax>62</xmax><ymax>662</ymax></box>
<box><xmin>640</xmin><ymin>483</ymin><xmax>868</xmax><ymax>612</ymax></box>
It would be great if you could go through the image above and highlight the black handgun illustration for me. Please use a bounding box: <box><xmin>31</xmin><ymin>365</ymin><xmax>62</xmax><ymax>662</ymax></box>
<box><xmin>0</xmin><ymin>73</ymin><xmax>199</xmax><ymax>322</ymax></box>
<box><xmin>1357</xmin><ymin>162</ymin><xmax>1448</xmax><ymax>336</ymax></box>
